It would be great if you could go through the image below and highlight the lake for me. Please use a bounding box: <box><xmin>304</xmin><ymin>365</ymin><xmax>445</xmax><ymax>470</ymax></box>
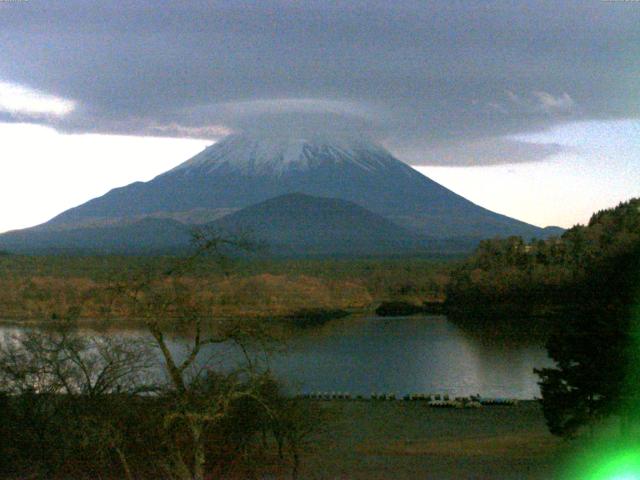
<box><xmin>268</xmin><ymin>315</ymin><xmax>552</xmax><ymax>399</ymax></box>
<box><xmin>0</xmin><ymin>315</ymin><xmax>553</xmax><ymax>399</ymax></box>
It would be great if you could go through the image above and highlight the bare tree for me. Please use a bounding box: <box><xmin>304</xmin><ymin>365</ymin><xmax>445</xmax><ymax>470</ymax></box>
<box><xmin>112</xmin><ymin>229</ymin><xmax>280</xmax><ymax>480</ymax></box>
<box><xmin>0</xmin><ymin>323</ymin><xmax>154</xmax><ymax>397</ymax></box>
<box><xmin>0</xmin><ymin>323</ymin><xmax>156</xmax><ymax>478</ymax></box>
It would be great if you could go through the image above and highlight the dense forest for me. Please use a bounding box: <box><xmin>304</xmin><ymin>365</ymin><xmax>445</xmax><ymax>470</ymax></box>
<box><xmin>445</xmin><ymin>198</ymin><xmax>640</xmax><ymax>326</ymax></box>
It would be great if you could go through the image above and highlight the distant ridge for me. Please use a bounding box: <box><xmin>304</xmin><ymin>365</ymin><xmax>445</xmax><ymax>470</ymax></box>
<box><xmin>0</xmin><ymin>217</ymin><xmax>191</xmax><ymax>255</ymax></box>
<box><xmin>0</xmin><ymin>194</ymin><xmax>436</xmax><ymax>256</ymax></box>
<box><xmin>211</xmin><ymin>193</ymin><xmax>430</xmax><ymax>256</ymax></box>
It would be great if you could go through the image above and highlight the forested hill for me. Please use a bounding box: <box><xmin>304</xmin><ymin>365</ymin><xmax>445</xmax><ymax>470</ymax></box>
<box><xmin>560</xmin><ymin>198</ymin><xmax>640</xmax><ymax>269</ymax></box>
<box><xmin>445</xmin><ymin>198</ymin><xmax>640</xmax><ymax>321</ymax></box>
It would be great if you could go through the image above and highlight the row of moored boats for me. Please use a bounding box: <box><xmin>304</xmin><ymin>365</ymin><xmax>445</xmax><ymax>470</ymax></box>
<box><xmin>297</xmin><ymin>392</ymin><xmax>518</xmax><ymax>407</ymax></box>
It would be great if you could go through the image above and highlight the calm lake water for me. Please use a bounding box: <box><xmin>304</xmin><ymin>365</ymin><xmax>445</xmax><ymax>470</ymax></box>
<box><xmin>0</xmin><ymin>315</ymin><xmax>553</xmax><ymax>399</ymax></box>
<box><xmin>267</xmin><ymin>316</ymin><xmax>552</xmax><ymax>399</ymax></box>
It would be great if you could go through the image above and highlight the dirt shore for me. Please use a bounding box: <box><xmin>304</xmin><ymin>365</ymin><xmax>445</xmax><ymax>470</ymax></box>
<box><xmin>298</xmin><ymin>400</ymin><xmax>568</xmax><ymax>479</ymax></box>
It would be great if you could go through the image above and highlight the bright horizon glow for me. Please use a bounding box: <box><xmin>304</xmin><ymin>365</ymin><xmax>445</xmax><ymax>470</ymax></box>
<box><xmin>0</xmin><ymin>120</ymin><xmax>638</xmax><ymax>234</ymax></box>
<box><xmin>415</xmin><ymin>156</ymin><xmax>625</xmax><ymax>229</ymax></box>
<box><xmin>0</xmin><ymin>82</ymin><xmax>76</xmax><ymax>117</ymax></box>
<box><xmin>0</xmin><ymin>123</ymin><xmax>211</xmax><ymax>233</ymax></box>
<box><xmin>417</xmin><ymin>119</ymin><xmax>640</xmax><ymax>229</ymax></box>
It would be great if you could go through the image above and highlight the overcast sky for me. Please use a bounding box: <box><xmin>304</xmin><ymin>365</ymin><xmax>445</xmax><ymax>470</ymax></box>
<box><xmin>1</xmin><ymin>0</ymin><xmax>639</xmax><ymax>232</ymax></box>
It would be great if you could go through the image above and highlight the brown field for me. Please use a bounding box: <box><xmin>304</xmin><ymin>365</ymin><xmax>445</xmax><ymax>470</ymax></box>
<box><xmin>0</xmin><ymin>255</ymin><xmax>451</xmax><ymax>321</ymax></box>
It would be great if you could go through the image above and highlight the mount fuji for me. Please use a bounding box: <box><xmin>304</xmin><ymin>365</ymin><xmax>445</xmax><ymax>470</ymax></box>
<box><xmin>0</xmin><ymin>132</ymin><xmax>562</xmax><ymax>255</ymax></box>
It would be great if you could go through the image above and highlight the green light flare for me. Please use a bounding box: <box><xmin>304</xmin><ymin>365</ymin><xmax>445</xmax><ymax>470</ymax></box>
<box><xmin>564</xmin><ymin>445</ymin><xmax>640</xmax><ymax>480</ymax></box>
<box><xmin>588</xmin><ymin>450</ymin><xmax>640</xmax><ymax>480</ymax></box>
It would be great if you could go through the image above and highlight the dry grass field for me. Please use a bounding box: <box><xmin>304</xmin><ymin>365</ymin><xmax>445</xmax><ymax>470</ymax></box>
<box><xmin>0</xmin><ymin>255</ymin><xmax>450</xmax><ymax>321</ymax></box>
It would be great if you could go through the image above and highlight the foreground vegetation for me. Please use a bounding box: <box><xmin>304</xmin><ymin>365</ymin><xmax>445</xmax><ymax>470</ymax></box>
<box><xmin>0</xmin><ymin>329</ymin><xmax>567</xmax><ymax>480</ymax></box>
<box><xmin>0</xmin><ymin>235</ymin><xmax>327</xmax><ymax>480</ymax></box>
<box><xmin>0</xmin><ymin>326</ymin><xmax>320</xmax><ymax>480</ymax></box>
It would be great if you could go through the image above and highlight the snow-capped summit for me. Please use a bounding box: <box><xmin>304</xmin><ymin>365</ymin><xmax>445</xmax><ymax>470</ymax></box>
<box><xmin>169</xmin><ymin>132</ymin><xmax>398</xmax><ymax>176</ymax></box>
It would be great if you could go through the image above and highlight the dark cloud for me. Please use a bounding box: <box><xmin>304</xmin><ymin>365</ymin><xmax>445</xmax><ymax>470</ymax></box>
<box><xmin>390</xmin><ymin>138</ymin><xmax>568</xmax><ymax>166</ymax></box>
<box><xmin>0</xmin><ymin>0</ymin><xmax>638</xmax><ymax>165</ymax></box>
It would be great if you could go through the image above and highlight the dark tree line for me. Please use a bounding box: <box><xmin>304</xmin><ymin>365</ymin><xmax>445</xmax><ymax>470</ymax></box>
<box><xmin>446</xmin><ymin>198</ymin><xmax>640</xmax><ymax>323</ymax></box>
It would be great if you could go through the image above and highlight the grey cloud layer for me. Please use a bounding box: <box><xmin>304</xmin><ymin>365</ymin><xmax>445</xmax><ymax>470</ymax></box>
<box><xmin>1</xmin><ymin>0</ymin><xmax>638</xmax><ymax>165</ymax></box>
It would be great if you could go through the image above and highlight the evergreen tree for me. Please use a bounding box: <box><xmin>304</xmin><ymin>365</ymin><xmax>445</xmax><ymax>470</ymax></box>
<box><xmin>535</xmin><ymin>243</ymin><xmax>640</xmax><ymax>437</ymax></box>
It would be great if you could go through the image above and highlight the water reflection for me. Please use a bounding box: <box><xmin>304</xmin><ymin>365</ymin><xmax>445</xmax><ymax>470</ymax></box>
<box><xmin>267</xmin><ymin>316</ymin><xmax>552</xmax><ymax>399</ymax></box>
<box><xmin>0</xmin><ymin>316</ymin><xmax>552</xmax><ymax>399</ymax></box>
